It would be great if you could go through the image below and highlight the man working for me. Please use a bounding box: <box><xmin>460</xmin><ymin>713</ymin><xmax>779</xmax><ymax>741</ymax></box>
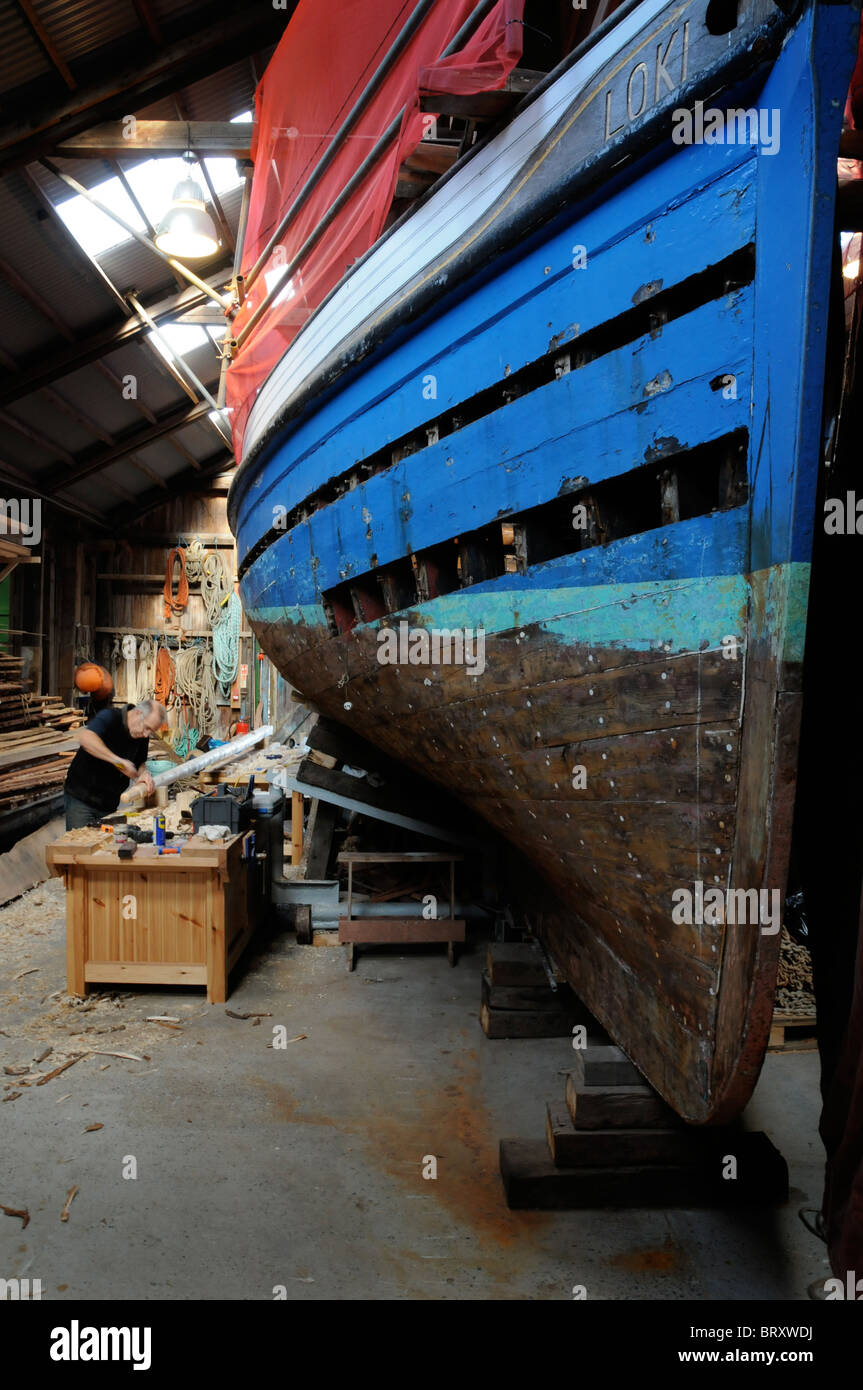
<box><xmin>64</xmin><ymin>699</ymin><xmax>167</xmax><ymax>829</ymax></box>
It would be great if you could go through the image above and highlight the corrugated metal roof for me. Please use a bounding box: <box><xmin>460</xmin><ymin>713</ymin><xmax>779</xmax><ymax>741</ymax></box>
<box><xmin>35</xmin><ymin>0</ymin><xmax>140</xmax><ymax>62</ymax></box>
<box><xmin>0</xmin><ymin>176</ymin><xmax>120</xmax><ymax>336</ymax></box>
<box><xmin>7</xmin><ymin>393</ymin><xmax>94</xmax><ymax>455</ymax></box>
<box><xmin>0</xmin><ymin>270</ymin><xmax>58</xmax><ymax>357</ymax></box>
<box><xmin>0</xmin><ymin>1</ymin><xmax>53</xmax><ymax>88</ymax></box>
<box><xmin>150</xmin><ymin>0</ymin><xmax>208</xmax><ymax>27</ymax></box>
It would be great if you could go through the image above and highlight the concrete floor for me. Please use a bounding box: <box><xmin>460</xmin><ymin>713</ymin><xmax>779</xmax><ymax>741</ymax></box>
<box><xmin>0</xmin><ymin>886</ymin><xmax>831</xmax><ymax>1301</ymax></box>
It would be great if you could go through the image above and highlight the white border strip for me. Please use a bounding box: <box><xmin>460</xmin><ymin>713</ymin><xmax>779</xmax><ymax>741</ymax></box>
<box><xmin>242</xmin><ymin>0</ymin><xmax>667</xmax><ymax>460</ymax></box>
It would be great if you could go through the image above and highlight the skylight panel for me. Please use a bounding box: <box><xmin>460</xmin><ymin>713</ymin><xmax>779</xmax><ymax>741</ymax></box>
<box><xmin>55</xmin><ymin>175</ymin><xmax>146</xmax><ymax>256</ymax></box>
<box><xmin>146</xmin><ymin>323</ymin><xmax>210</xmax><ymax>362</ymax></box>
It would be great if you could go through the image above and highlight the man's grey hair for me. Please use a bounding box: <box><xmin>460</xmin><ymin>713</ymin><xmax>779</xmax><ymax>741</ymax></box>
<box><xmin>135</xmin><ymin>699</ymin><xmax>167</xmax><ymax>723</ymax></box>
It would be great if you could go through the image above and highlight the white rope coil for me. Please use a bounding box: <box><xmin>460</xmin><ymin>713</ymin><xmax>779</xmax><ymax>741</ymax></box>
<box><xmin>213</xmin><ymin>591</ymin><xmax>241</xmax><ymax>699</ymax></box>
<box><xmin>184</xmin><ymin>538</ymin><xmax>207</xmax><ymax>584</ymax></box>
<box><xmin>135</xmin><ymin>636</ymin><xmax>156</xmax><ymax>703</ymax></box>
<box><xmin>201</xmin><ymin>550</ymin><xmax>232</xmax><ymax>629</ymax></box>
<box><xmin>173</xmin><ymin>642</ymin><xmax>219</xmax><ymax>736</ymax></box>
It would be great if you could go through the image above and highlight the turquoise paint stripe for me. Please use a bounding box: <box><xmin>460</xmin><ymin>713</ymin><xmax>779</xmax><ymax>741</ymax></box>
<box><xmin>249</xmin><ymin>602</ymin><xmax>324</xmax><ymax>632</ymax></box>
<box><xmin>247</xmin><ymin>562</ymin><xmax>811</xmax><ymax>661</ymax></box>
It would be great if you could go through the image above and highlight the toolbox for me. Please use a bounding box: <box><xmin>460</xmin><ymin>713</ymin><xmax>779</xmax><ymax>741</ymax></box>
<box><xmin>191</xmin><ymin>786</ymin><xmax>254</xmax><ymax>835</ymax></box>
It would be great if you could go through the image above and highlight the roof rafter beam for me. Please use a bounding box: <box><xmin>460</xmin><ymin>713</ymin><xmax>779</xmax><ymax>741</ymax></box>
<box><xmin>0</xmin><ymin>250</ymin><xmax>74</xmax><ymax>341</ymax></box>
<box><xmin>16</xmin><ymin>0</ymin><xmax>77</xmax><ymax>91</ymax></box>
<box><xmin>0</xmin><ymin>454</ymin><xmax>107</xmax><ymax>528</ymax></box>
<box><xmin>57</xmin><ymin>120</ymin><xmax>253</xmax><ymax>160</ymax></box>
<box><xmin>43</xmin><ymin>399</ymin><xmax>213</xmax><ymax>492</ymax></box>
<box><xmin>22</xmin><ymin>165</ymin><xmax>129</xmax><ymax>315</ymax></box>
<box><xmin>132</xmin><ymin>0</ymin><xmax>164</xmax><ymax>47</ymax></box>
<box><xmin>0</xmin><ymin>266</ymin><xmax>232</xmax><ymax>407</ymax></box>
<box><xmin>0</xmin><ymin>6</ymin><xmax>287</xmax><ymax>172</ymax></box>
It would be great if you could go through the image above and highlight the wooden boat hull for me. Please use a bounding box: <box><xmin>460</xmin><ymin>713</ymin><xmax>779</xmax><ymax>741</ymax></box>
<box><xmin>228</xmin><ymin>0</ymin><xmax>859</xmax><ymax>1121</ymax></box>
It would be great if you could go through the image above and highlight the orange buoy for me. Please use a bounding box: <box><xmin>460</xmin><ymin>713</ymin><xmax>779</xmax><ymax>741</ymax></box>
<box><xmin>74</xmin><ymin>663</ymin><xmax>113</xmax><ymax>700</ymax></box>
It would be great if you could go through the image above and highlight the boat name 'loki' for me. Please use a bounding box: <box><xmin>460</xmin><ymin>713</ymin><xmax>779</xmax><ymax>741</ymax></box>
<box><xmin>604</xmin><ymin>21</ymin><xmax>690</xmax><ymax>140</ymax></box>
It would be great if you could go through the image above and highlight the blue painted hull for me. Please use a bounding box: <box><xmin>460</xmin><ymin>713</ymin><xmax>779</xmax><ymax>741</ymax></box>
<box><xmin>228</xmin><ymin>0</ymin><xmax>859</xmax><ymax>1121</ymax></box>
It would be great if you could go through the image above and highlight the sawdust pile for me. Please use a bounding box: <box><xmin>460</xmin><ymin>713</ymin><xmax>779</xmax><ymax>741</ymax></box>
<box><xmin>0</xmin><ymin>875</ymin><xmax>208</xmax><ymax>1098</ymax></box>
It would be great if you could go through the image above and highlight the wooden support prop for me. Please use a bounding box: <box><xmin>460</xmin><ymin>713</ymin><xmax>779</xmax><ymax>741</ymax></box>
<box><xmin>282</xmin><ymin>760</ymin><xmax>474</xmax><ymax>844</ymax></box>
<box><xmin>299</xmin><ymin>798</ymin><xmax>337</xmax><ymax>880</ymax></box>
<box><xmin>768</xmin><ymin>1012</ymin><xmax>817</xmax><ymax>1053</ymax></box>
<box><xmin>290</xmin><ymin>790</ymin><xmax>304</xmax><ymax>865</ymax></box>
<box><xmin>481</xmin><ymin>971</ymin><xmax>582</xmax><ymax>1012</ymax></box>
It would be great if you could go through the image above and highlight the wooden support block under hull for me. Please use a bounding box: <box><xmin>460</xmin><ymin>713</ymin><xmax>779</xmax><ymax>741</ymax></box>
<box><xmin>566</xmin><ymin>1077</ymin><xmax>681</xmax><ymax>1131</ymax></box>
<box><xmin>485</xmin><ymin>941</ymin><xmax>548</xmax><ymax>988</ymax></box>
<box><xmin>548</xmin><ymin>1104</ymin><xmax>701</xmax><ymax>1168</ymax></box>
<box><xmin>500</xmin><ymin>1136</ymin><xmax>789</xmax><ymax>1209</ymax></box>
<box><xmin>569</xmin><ymin>1044</ymin><xmax>643</xmax><ymax>1088</ymax></box>
<box><xmin>480</xmin><ymin>1000</ymin><xmax>587</xmax><ymax>1039</ymax></box>
<box><xmin>481</xmin><ymin>971</ymin><xmax>565</xmax><ymax>1012</ymax></box>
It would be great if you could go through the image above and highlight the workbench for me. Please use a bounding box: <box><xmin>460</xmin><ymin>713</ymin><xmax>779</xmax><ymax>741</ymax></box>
<box><xmin>46</xmin><ymin>830</ymin><xmax>262</xmax><ymax>1002</ymax></box>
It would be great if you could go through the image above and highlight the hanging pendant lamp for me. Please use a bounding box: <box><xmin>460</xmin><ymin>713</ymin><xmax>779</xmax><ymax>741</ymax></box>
<box><xmin>155</xmin><ymin>148</ymin><xmax>220</xmax><ymax>260</ymax></box>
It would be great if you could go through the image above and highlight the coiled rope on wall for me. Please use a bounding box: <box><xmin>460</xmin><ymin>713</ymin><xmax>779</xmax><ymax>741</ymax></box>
<box><xmin>154</xmin><ymin>645</ymin><xmax>176</xmax><ymax>708</ymax></box>
<box><xmin>163</xmin><ymin>547</ymin><xmax>189</xmax><ymax>621</ymax></box>
<box><xmin>200</xmin><ymin>550</ymin><xmax>232</xmax><ymax>628</ymax></box>
<box><xmin>199</xmin><ymin>548</ymin><xmax>241</xmax><ymax>702</ymax></box>
<box><xmin>213</xmin><ymin>591</ymin><xmax>241</xmax><ymax>699</ymax></box>
<box><xmin>184</xmin><ymin>538</ymin><xmax>207</xmax><ymax>584</ymax></box>
<box><xmin>171</xmin><ymin>703</ymin><xmax>199</xmax><ymax>759</ymax></box>
<box><xmin>135</xmin><ymin>636</ymin><xmax>156</xmax><ymax>703</ymax></box>
<box><xmin>173</xmin><ymin>642</ymin><xmax>219</xmax><ymax>737</ymax></box>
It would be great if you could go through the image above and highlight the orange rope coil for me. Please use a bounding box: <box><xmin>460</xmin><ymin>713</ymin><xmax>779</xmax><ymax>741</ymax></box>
<box><xmin>154</xmin><ymin>645</ymin><xmax>176</xmax><ymax>708</ymax></box>
<box><xmin>163</xmin><ymin>547</ymin><xmax>189</xmax><ymax>620</ymax></box>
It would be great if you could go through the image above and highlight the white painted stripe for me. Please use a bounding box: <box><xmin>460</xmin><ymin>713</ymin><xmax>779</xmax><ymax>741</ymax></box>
<box><xmin>242</xmin><ymin>0</ymin><xmax>669</xmax><ymax>459</ymax></box>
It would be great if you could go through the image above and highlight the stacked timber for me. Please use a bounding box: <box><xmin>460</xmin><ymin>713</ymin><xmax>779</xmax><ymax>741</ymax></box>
<box><xmin>0</xmin><ymin>732</ymin><xmax>78</xmax><ymax>812</ymax></box>
<box><xmin>480</xmin><ymin>941</ymin><xmax>593</xmax><ymax>1037</ymax></box>
<box><xmin>0</xmin><ymin>656</ymin><xmax>83</xmax><ymax>812</ymax></box>
<box><xmin>0</xmin><ymin>657</ymin><xmax>82</xmax><ymax>734</ymax></box>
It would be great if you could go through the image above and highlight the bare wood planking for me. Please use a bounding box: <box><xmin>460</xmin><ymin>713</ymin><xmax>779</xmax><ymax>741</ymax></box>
<box><xmin>84</xmin><ymin>962</ymin><xmax>207</xmax><ymax>985</ymax></box>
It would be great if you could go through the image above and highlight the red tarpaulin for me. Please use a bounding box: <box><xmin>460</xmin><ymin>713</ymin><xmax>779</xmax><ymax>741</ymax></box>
<box><xmin>226</xmin><ymin>0</ymin><xmax>525</xmax><ymax>460</ymax></box>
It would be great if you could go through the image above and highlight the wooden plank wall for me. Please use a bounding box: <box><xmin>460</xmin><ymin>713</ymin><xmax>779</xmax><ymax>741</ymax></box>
<box><xmin>9</xmin><ymin>478</ymin><xmax>257</xmax><ymax>741</ymax></box>
<box><xmin>90</xmin><ymin>476</ymin><xmax>248</xmax><ymax>738</ymax></box>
